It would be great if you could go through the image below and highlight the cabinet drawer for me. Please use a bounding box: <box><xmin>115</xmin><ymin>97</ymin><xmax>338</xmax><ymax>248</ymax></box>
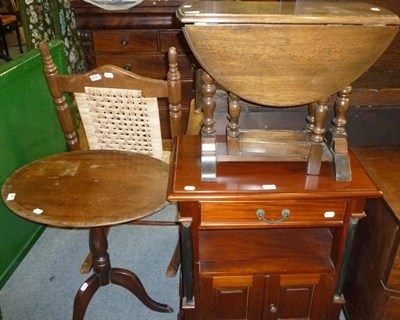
<box><xmin>159</xmin><ymin>30</ymin><xmax>191</xmax><ymax>53</ymax></box>
<box><xmin>95</xmin><ymin>54</ymin><xmax>197</xmax><ymax>79</ymax></box>
<box><xmin>201</xmin><ymin>200</ymin><xmax>347</xmax><ymax>228</ymax></box>
<box><xmin>93</xmin><ymin>31</ymin><xmax>158</xmax><ymax>53</ymax></box>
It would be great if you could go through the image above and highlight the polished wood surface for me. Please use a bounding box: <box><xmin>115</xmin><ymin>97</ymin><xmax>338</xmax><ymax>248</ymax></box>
<box><xmin>168</xmin><ymin>136</ymin><xmax>381</xmax><ymax>201</ymax></box>
<box><xmin>178</xmin><ymin>1</ymin><xmax>398</xmax><ymax>24</ymax></box>
<box><xmin>71</xmin><ymin>0</ymin><xmax>400</xmax><ymax>107</ymax></box>
<box><xmin>344</xmin><ymin>147</ymin><xmax>400</xmax><ymax>320</ymax></box>
<box><xmin>167</xmin><ymin>135</ymin><xmax>381</xmax><ymax>320</ymax></box>
<box><xmin>1</xmin><ymin>150</ymin><xmax>172</xmax><ymax>319</ymax></box>
<box><xmin>2</xmin><ymin>150</ymin><xmax>169</xmax><ymax>227</ymax></box>
<box><xmin>178</xmin><ymin>1</ymin><xmax>399</xmax><ymax>106</ymax></box>
<box><xmin>177</xmin><ymin>1</ymin><xmax>399</xmax><ymax>182</ymax></box>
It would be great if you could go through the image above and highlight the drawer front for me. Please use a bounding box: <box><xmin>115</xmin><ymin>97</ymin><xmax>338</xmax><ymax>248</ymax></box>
<box><xmin>93</xmin><ymin>31</ymin><xmax>158</xmax><ymax>53</ymax></box>
<box><xmin>201</xmin><ymin>201</ymin><xmax>347</xmax><ymax>228</ymax></box>
<box><xmin>159</xmin><ymin>30</ymin><xmax>192</xmax><ymax>53</ymax></box>
<box><xmin>95</xmin><ymin>54</ymin><xmax>197</xmax><ymax>79</ymax></box>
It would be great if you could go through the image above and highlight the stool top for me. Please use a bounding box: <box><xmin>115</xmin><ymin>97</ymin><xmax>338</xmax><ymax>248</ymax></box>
<box><xmin>1</xmin><ymin>150</ymin><xmax>169</xmax><ymax>228</ymax></box>
<box><xmin>177</xmin><ymin>1</ymin><xmax>399</xmax><ymax>25</ymax></box>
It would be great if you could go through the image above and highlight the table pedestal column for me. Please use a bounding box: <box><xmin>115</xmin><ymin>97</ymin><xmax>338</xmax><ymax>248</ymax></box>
<box><xmin>73</xmin><ymin>227</ymin><xmax>173</xmax><ymax>320</ymax></box>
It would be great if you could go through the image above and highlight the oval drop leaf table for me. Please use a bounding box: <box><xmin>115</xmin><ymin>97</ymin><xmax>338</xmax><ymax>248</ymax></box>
<box><xmin>177</xmin><ymin>0</ymin><xmax>399</xmax><ymax>182</ymax></box>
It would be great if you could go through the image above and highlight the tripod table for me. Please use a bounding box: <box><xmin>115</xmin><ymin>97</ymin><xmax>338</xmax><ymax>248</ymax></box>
<box><xmin>1</xmin><ymin>150</ymin><xmax>172</xmax><ymax>320</ymax></box>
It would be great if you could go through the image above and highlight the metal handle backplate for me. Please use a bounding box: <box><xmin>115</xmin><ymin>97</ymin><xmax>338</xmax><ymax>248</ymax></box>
<box><xmin>256</xmin><ymin>208</ymin><xmax>291</xmax><ymax>224</ymax></box>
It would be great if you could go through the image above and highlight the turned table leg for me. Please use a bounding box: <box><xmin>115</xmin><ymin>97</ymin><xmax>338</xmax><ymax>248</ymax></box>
<box><xmin>73</xmin><ymin>227</ymin><xmax>172</xmax><ymax>320</ymax></box>
<box><xmin>227</xmin><ymin>92</ymin><xmax>241</xmax><ymax>155</ymax></box>
<box><xmin>329</xmin><ymin>86</ymin><xmax>352</xmax><ymax>181</ymax></box>
<box><xmin>201</xmin><ymin>71</ymin><xmax>217</xmax><ymax>181</ymax></box>
<box><xmin>307</xmin><ymin>97</ymin><xmax>329</xmax><ymax>175</ymax></box>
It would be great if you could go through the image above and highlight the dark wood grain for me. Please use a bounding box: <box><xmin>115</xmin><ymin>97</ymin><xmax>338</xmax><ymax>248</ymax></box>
<box><xmin>167</xmin><ymin>135</ymin><xmax>381</xmax><ymax>319</ymax></box>
<box><xmin>1</xmin><ymin>150</ymin><xmax>169</xmax><ymax>227</ymax></box>
<box><xmin>168</xmin><ymin>136</ymin><xmax>381</xmax><ymax>201</ymax></box>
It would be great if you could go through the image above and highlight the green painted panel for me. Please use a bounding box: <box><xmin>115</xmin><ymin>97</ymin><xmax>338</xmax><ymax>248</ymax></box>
<box><xmin>0</xmin><ymin>40</ymin><xmax>69</xmax><ymax>289</ymax></box>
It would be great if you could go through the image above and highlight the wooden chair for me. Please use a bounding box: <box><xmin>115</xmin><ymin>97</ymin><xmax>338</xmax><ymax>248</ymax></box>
<box><xmin>39</xmin><ymin>40</ymin><xmax>183</xmax><ymax>276</ymax></box>
<box><xmin>0</xmin><ymin>0</ymin><xmax>23</xmax><ymax>58</ymax></box>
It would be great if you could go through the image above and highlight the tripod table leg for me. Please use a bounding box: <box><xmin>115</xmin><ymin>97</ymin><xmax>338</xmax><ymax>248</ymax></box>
<box><xmin>110</xmin><ymin>268</ymin><xmax>173</xmax><ymax>313</ymax></box>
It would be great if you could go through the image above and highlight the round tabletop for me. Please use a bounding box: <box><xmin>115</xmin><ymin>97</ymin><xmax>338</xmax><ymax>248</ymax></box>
<box><xmin>1</xmin><ymin>150</ymin><xmax>169</xmax><ymax>228</ymax></box>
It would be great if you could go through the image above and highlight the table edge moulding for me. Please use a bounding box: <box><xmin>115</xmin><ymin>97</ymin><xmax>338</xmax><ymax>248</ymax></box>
<box><xmin>167</xmin><ymin>135</ymin><xmax>382</xmax><ymax>320</ymax></box>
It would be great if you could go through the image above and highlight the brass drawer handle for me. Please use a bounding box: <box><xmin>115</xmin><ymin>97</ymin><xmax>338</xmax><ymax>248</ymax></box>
<box><xmin>256</xmin><ymin>208</ymin><xmax>291</xmax><ymax>224</ymax></box>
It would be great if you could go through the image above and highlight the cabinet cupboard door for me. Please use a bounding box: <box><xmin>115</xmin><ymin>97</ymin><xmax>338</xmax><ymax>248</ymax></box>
<box><xmin>200</xmin><ymin>274</ymin><xmax>333</xmax><ymax>319</ymax></box>
<box><xmin>200</xmin><ymin>275</ymin><xmax>266</xmax><ymax>320</ymax></box>
<box><xmin>264</xmin><ymin>274</ymin><xmax>333</xmax><ymax>320</ymax></box>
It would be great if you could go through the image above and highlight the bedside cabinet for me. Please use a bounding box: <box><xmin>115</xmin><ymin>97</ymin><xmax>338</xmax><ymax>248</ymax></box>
<box><xmin>167</xmin><ymin>135</ymin><xmax>381</xmax><ymax>320</ymax></box>
<box><xmin>71</xmin><ymin>0</ymin><xmax>198</xmax><ymax>139</ymax></box>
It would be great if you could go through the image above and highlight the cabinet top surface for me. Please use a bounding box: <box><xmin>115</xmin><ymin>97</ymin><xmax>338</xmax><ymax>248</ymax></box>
<box><xmin>177</xmin><ymin>1</ymin><xmax>399</xmax><ymax>25</ymax></box>
<box><xmin>167</xmin><ymin>135</ymin><xmax>381</xmax><ymax>201</ymax></box>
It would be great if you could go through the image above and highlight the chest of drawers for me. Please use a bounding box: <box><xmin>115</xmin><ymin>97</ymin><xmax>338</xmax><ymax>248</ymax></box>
<box><xmin>71</xmin><ymin>0</ymin><xmax>197</xmax><ymax>139</ymax></box>
<box><xmin>168</xmin><ymin>135</ymin><xmax>381</xmax><ymax>320</ymax></box>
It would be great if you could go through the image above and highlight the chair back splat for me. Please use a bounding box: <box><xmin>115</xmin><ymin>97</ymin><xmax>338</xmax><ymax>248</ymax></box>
<box><xmin>39</xmin><ymin>41</ymin><xmax>182</xmax><ymax>159</ymax></box>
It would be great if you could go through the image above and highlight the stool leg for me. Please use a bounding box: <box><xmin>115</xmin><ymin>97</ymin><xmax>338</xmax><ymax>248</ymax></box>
<box><xmin>15</xmin><ymin>27</ymin><xmax>23</xmax><ymax>53</ymax></box>
<box><xmin>1</xmin><ymin>33</ymin><xmax>9</xmax><ymax>57</ymax></box>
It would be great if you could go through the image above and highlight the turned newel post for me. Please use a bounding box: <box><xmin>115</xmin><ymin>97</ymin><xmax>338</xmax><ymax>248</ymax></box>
<box><xmin>39</xmin><ymin>41</ymin><xmax>80</xmax><ymax>151</ymax></box>
<box><xmin>167</xmin><ymin>47</ymin><xmax>183</xmax><ymax>137</ymax></box>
